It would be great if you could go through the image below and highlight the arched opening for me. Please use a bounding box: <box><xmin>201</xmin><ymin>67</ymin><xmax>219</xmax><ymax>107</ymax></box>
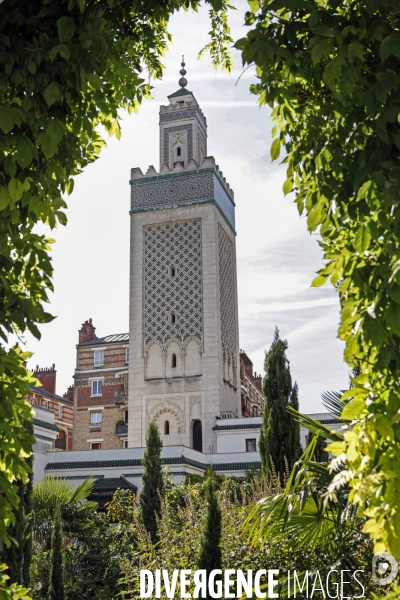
<box><xmin>170</xmin><ymin>312</ymin><xmax>176</xmax><ymax>324</ymax></box>
<box><xmin>172</xmin><ymin>353</ymin><xmax>177</xmax><ymax>368</ymax></box>
<box><xmin>164</xmin><ymin>420</ymin><xmax>170</xmax><ymax>435</ymax></box>
<box><xmin>177</xmin><ymin>147</ymin><xmax>181</xmax><ymax>156</ymax></box>
<box><xmin>170</xmin><ymin>266</ymin><xmax>176</xmax><ymax>277</ymax></box>
<box><xmin>193</xmin><ymin>420</ymin><xmax>202</xmax><ymax>452</ymax></box>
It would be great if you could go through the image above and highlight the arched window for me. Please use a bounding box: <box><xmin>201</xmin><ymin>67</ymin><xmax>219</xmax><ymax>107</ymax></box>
<box><xmin>170</xmin><ymin>266</ymin><xmax>176</xmax><ymax>277</ymax></box>
<box><xmin>193</xmin><ymin>421</ymin><xmax>202</xmax><ymax>452</ymax></box>
<box><xmin>177</xmin><ymin>147</ymin><xmax>181</xmax><ymax>156</ymax></box>
<box><xmin>170</xmin><ymin>312</ymin><xmax>176</xmax><ymax>324</ymax></box>
<box><xmin>164</xmin><ymin>420</ymin><xmax>170</xmax><ymax>435</ymax></box>
<box><xmin>172</xmin><ymin>353</ymin><xmax>177</xmax><ymax>368</ymax></box>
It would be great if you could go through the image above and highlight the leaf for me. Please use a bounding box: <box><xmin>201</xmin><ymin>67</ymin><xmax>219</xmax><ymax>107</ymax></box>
<box><xmin>56</xmin><ymin>16</ymin><xmax>76</xmax><ymax>43</ymax></box>
<box><xmin>38</xmin><ymin>132</ymin><xmax>58</xmax><ymax>159</ymax></box>
<box><xmin>283</xmin><ymin>178</ymin><xmax>293</xmax><ymax>194</ymax></box>
<box><xmin>341</xmin><ymin>398</ymin><xmax>366</xmax><ymax>420</ymax></box>
<box><xmin>375</xmin><ymin>415</ymin><xmax>394</xmax><ymax>441</ymax></box>
<box><xmin>8</xmin><ymin>179</ymin><xmax>24</xmax><ymax>202</ymax></box>
<box><xmin>16</xmin><ymin>137</ymin><xmax>34</xmax><ymax>168</ymax></box>
<box><xmin>311</xmin><ymin>274</ymin><xmax>328</xmax><ymax>287</ymax></box>
<box><xmin>354</xmin><ymin>224</ymin><xmax>371</xmax><ymax>253</ymax></box>
<box><xmin>0</xmin><ymin>186</ymin><xmax>11</xmax><ymax>211</ymax></box>
<box><xmin>270</xmin><ymin>138</ymin><xmax>280</xmax><ymax>160</ymax></box>
<box><xmin>307</xmin><ymin>202</ymin><xmax>323</xmax><ymax>231</ymax></box>
<box><xmin>43</xmin><ymin>82</ymin><xmax>61</xmax><ymax>106</ymax></box>
<box><xmin>0</xmin><ymin>107</ymin><xmax>15</xmax><ymax>133</ymax></box>
<box><xmin>47</xmin><ymin>120</ymin><xmax>64</xmax><ymax>143</ymax></box>
<box><xmin>86</xmin><ymin>73</ymin><xmax>103</xmax><ymax>90</ymax></box>
<box><xmin>325</xmin><ymin>441</ymin><xmax>346</xmax><ymax>456</ymax></box>
<box><xmin>380</xmin><ymin>34</ymin><xmax>400</xmax><ymax>63</ymax></box>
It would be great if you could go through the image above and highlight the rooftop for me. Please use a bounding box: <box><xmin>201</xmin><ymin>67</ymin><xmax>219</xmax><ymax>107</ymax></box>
<box><xmin>30</xmin><ymin>385</ymin><xmax>72</xmax><ymax>404</ymax></box>
<box><xmin>80</xmin><ymin>333</ymin><xmax>129</xmax><ymax>346</ymax></box>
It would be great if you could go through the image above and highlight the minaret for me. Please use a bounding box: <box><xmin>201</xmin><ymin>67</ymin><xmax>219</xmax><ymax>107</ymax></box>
<box><xmin>128</xmin><ymin>62</ymin><xmax>240</xmax><ymax>453</ymax></box>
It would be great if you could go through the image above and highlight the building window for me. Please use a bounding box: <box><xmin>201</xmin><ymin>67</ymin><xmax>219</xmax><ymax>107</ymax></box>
<box><xmin>172</xmin><ymin>353</ymin><xmax>177</xmax><ymax>368</ymax></box>
<box><xmin>92</xmin><ymin>380</ymin><xmax>102</xmax><ymax>396</ymax></box>
<box><xmin>124</xmin><ymin>410</ymin><xmax>128</xmax><ymax>424</ymax></box>
<box><xmin>164</xmin><ymin>420</ymin><xmax>170</xmax><ymax>435</ymax></box>
<box><xmin>170</xmin><ymin>266</ymin><xmax>176</xmax><ymax>277</ymax></box>
<box><xmin>59</xmin><ymin>405</ymin><xmax>63</xmax><ymax>419</ymax></box>
<box><xmin>90</xmin><ymin>442</ymin><xmax>101</xmax><ymax>450</ymax></box>
<box><xmin>123</xmin><ymin>439</ymin><xmax>128</xmax><ymax>448</ymax></box>
<box><xmin>44</xmin><ymin>400</ymin><xmax>49</xmax><ymax>410</ymax></box>
<box><xmin>90</xmin><ymin>411</ymin><xmax>102</xmax><ymax>426</ymax></box>
<box><xmin>170</xmin><ymin>312</ymin><xmax>176</xmax><ymax>324</ymax></box>
<box><xmin>246</xmin><ymin>439</ymin><xmax>257</xmax><ymax>452</ymax></box>
<box><xmin>177</xmin><ymin>147</ymin><xmax>181</xmax><ymax>156</ymax></box>
<box><xmin>125</xmin><ymin>347</ymin><xmax>129</xmax><ymax>363</ymax></box>
<box><xmin>94</xmin><ymin>350</ymin><xmax>104</xmax><ymax>366</ymax></box>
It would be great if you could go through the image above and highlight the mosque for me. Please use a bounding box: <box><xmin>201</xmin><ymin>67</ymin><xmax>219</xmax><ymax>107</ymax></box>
<box><xmin>30</xmin><ymin>63</ymin><xmax>340</xmax><ymax>497</ymax></box>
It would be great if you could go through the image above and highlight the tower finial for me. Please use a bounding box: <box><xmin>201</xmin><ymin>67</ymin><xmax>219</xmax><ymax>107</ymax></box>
<box><xmin>179</xmin><ymin>56</ymin><xmax>187</xmax><ymax>89</ymax></box>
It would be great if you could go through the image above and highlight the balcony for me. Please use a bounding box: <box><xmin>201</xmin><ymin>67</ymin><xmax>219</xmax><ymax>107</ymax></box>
<box><xmin>116</xmin><ymin>423</ymin><xmax>128</xmax><ymax>435</ymax></box>
<box><xmin>54</xmin><ymin>439</ymin><xmax>66</xmax><ymax>450</ymax></box>
<box><xmin>114</xmin><ymin>389</ymin><xmax>128</xmax><ymax>405</ymax></box>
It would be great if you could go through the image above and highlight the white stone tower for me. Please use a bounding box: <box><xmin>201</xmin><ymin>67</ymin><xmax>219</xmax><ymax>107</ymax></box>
<box><xmin>128</xmin><ymin>60</ymin><xmax>240</xmax><ymax>453</ymax></box>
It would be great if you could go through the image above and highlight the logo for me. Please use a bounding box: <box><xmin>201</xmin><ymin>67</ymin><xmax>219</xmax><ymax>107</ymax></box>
<box><xmin>372</xmin><ymin>552</ymin><xmax>398</xmax><ymax>585</ymax></box>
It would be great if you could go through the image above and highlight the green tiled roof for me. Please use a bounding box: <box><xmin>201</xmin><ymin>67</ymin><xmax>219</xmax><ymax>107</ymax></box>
<box><xmin>93</xmin><ymin>477</ymin><xmax>136</xmax><ymax>490</ymax></box>
<box><xmin>45</xmin><ymin>456</ymin><xmax>261</xmax><ymax>473</ymax></box>
<box><xmin>167</xmin><ymin>88</ymin><xmax>192</xmax><ymax>98</ymax></box>
<box><xmin>213</xmin><ymin>462</ymin><xmax>261</xmax><ymax>471</ymax></box>
<box><xmin>45</xmin><ymin>456</ymin><xmax>207</xmax><ymax>471</ymax></box>
<box><xmin>212</xmin><ymin>423</ymin><xmax>261</xmax><ymax>431</ymax></box>
<box><xmin>33</xmin><ymin>418</ymin><xmax>59</xmax><ymax>432</ymax></box>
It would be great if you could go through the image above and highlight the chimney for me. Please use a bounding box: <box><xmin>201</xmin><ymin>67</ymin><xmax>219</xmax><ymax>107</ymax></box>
<box><xmin>63</xmin><ymin>385</ymin><xmax>74</xmax><ymax>402</ymax></box>
<box><xmin>79</xmin><ymin>318</ymin><xmax>97</xmax><ymax>344</ymax></box>
<box><xmin>253</xmin><ymin>372</ymin><xmax>262</xmax><ymax>392</ymax></box>
<box><xmin>33</xmin><ymin>364</ymin><xmax>57</xmax><ymax>395</ymax></box>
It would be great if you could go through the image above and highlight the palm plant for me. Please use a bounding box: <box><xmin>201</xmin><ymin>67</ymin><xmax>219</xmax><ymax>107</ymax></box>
<box><xmin>244</xmin><ymin>403</ymin><xmax>376</xmax><ymax>596</ymax></box>
<box><xmin>32</xmin><ymin>477</ymin><xmax>96</xmax><ymax>548</ymax></box>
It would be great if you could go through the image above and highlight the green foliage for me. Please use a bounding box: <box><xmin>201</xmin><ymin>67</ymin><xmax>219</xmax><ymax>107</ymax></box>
<box><xmin>245</xmin><ymin>423</ymin><xmax>383</xmax><ymax>597</ymax></box>
<box><xmin>196</xmin><ymin>470</ymin><xmax>222</xmax><ymax>590</ymax></box>
<box><xmin>0</xmin><ymin>0</ymin><xmax>233</xmax><ymax>595</ymax></box>
<box><xmin>259</xmin><ymin>327</ymin><xmax>300</xmax><ymax>482</ymax></box>
<box><xmin>47</xmin><ymin>507</ymin><xmax>64</xmax><ymax>600</ymax></box>
<box><xmin>236</xmin><ymin>0</ymin><xmax>400</xmax><ymax>557</ymax></box>
<box><xmin>141</xmin><ymin>423</ymin><xmax>164</xmax><ymax>543</ymax></box>
<box><xmin>198</xmin><ymin>1</ymin><xmax>235</xmax><ymax>73</ymax></box>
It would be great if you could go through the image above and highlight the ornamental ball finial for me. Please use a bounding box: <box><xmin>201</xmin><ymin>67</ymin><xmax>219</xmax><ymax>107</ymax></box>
<box><xmin>179</xmin><ymin>55</ymin><xmax>187</xmax><ymax>88</ymax></box>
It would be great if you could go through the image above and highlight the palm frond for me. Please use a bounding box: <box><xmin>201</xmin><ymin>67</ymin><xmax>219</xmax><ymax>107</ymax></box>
<box><xmin>321</xmin><ymin>390</ymin><xmax>346</xmax><ymax>419</ymax></box>
<box><xmin>286</xmin><ymin>406</ymin><xmax>344</xmax><ymax>442</ymax></box>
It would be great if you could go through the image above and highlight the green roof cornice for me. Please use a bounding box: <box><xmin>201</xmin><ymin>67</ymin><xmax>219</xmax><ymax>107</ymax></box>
<box><xmin>167</xmin><ymin>88</ymin><xmax>193</xmax><ymax>98</ymax></box>
<box><xmin>33</xmin><ymin>418</ymin><xmax>59</xmax><ymax>432</ymax></box>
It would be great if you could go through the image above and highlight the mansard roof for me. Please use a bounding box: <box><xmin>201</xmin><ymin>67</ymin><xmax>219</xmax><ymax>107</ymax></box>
<box><xmin>79</xmin><ymin>333</ymin><xmax>129</xmax><ymax>346</ymax></box>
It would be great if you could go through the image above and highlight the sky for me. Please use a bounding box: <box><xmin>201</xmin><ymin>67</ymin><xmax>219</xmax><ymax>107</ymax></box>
<box><xmin>19</xmin><ymin>1</ymin><xmax>350</xmax><ymax>413</ymax></box>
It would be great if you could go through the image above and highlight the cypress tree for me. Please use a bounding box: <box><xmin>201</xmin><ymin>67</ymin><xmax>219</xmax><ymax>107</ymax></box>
<box><xmin>289</xmin><ymin>382</ymin><xmax>302</xmax><ymax>460</ymax></box>
<box><xmin>140</xmin><ymin>422</ymin><xmax>164</xmax><ymax>543</ymax></box>
<box><xmin>260</xmin><ymin>327</ymin><xmax>299</xmax><ymax>484</ymax></box>
<box><xmin>196</xmin><ymin>470</ymin><xmax>222</xmax><ymax>599</ymax></box>
<box><xmin>48</xmin><ymin>505</ymin><xmax>64</xmax><ymax>600</ymax></box>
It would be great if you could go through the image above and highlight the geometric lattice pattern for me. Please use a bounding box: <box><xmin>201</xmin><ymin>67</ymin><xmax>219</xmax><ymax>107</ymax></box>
<box><xmin>143</xmin><ymin>219</ymin><xmax>203</xmax><ymax>351</ymax></box>
<box><xmin>131</xmin><ymin>172</ymin><xmax>214</xmax><ymax>211</ymax></box>
<box><xmin>160</xmin><ymin>108</ymin><xmax>196</xmax><ymax>123</ymax></box>
<box><xmin>160</xmin><ymin>109</ymin><xmax>207</xmax><ymax>135</ymax></box>
<box><xmin>218</xmin><ymin>224</ymin><xmax>236</xmax><ymax>354</ymax></box>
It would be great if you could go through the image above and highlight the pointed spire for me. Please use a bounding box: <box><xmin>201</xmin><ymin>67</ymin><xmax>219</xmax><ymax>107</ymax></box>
<box><xmin>179</xmin><ymin>55</ymin><xmax>187</xmax><ymax>89</ymax></box>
